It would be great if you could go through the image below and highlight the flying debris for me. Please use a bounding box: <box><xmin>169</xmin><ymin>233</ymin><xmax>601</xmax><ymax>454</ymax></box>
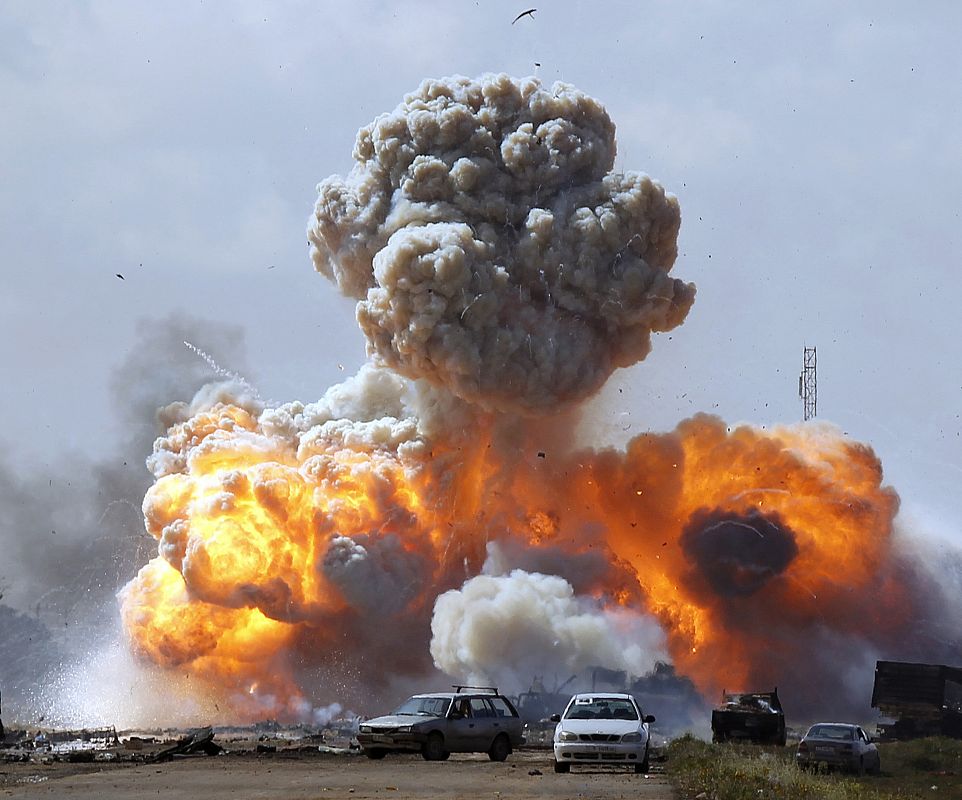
<box><xmin>115</xmin><ymin>273</ymin><xmax>125</xmax><ymax>280</ymax></box>
<box><xmin>512</xmin><ymin>8</ymin><xmax>536</xmax><ymax>23</ymax></box>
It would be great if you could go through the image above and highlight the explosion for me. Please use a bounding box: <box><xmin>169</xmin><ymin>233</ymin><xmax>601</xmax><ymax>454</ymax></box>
<box><xmin>119</xmin><ymin>74</ymin><xmax>952</xmax><ymax>724</ymax></box>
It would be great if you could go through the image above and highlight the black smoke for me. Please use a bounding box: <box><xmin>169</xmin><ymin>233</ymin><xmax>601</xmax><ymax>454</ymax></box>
<box><xmin>680</xmin><ymin>508</ymin><xmax>799</xmax><ymax>598</ymax></box>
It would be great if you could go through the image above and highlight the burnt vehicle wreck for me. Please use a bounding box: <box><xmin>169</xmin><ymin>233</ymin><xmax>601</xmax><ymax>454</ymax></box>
<box><xmin>711</xmin><ymin>688</ymin><xmax>786</xmax><ymax>745</ymax></box>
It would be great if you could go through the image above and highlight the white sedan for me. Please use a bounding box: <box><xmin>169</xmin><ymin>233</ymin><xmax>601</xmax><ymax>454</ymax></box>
<box><xmin>551</xmin><ymin>692</ymin><xmax>655</xmax><ymax>773</ymax></box>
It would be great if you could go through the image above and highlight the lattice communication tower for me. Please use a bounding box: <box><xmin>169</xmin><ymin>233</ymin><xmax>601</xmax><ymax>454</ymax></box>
<box><xmin>798</xmin><ymin>346</ymin><xmax>817</xmax><ymax>421</ymax></box>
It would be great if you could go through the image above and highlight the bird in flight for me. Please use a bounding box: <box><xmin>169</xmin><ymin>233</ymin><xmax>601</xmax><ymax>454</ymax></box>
<box><xmin>512</xmin><ymin>8</ymin><xmax>536</xmax><ymax>24</ymax></box>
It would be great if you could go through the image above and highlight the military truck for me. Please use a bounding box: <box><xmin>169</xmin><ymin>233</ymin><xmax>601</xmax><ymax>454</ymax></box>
<box><xmin>872</xmin><ymin>660</ymin><xmax>962</xmax><ymax>740</ymax></box>
<box><xmin>711</xmin><ymin>688</ymin><xmax>786</xmax><ymax>745</ymax></box>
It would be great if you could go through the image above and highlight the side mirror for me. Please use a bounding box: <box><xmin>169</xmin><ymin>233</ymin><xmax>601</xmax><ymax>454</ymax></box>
<box><xmin>549</xmin><ymin>714</ymin><xmax>561</xmax><ymax>723</ymax></box>
<box><xmin>643</xmin><ymin>715</ymin><xmax>656</xmax><ymax>724</ymax></box>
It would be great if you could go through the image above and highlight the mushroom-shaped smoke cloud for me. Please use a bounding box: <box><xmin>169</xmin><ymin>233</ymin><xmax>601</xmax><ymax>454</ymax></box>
<box><xmin>310</xmin><ymin>74</ymin><xmax>695</xmax><ymax>413</ymax></box>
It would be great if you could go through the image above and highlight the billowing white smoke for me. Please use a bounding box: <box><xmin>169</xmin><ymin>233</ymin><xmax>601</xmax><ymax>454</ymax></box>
<box><xmin>430</xmin><ymin>544</ymin><xmax>667</xmax><ymax>689</ymax></box>
<box><xmin>309</xmin><ymin>73</ymin><xmax>694</xmax><ymax>414</ymax></box>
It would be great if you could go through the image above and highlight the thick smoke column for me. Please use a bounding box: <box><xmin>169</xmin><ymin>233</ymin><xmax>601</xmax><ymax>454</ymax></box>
<box><xmin>309</xmin><ymin>74</ymin><xmax>694</xmax><ymax>413</ymax></box>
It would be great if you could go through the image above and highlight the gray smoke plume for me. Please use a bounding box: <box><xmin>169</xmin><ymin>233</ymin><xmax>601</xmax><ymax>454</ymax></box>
<box><xmin>309</xmin><ymin>74</ymin><xmax>694</xmax><ymax>413</ymax></box>
<box><xmin>0</xmin><ymin>606</ymin><xmax>64</xmax><ymax>723</ymax></box>
<box><xmin>0</xmin><ymin>313</ymin><xmax>248</xmax><ymax>719</ymax></box>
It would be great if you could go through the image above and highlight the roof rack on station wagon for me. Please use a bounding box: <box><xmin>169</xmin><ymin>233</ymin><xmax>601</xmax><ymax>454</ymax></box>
<box><xmin>452</xmin><ymin>685</ymin><xmax>499</xmax><ymax>694</ymax></box>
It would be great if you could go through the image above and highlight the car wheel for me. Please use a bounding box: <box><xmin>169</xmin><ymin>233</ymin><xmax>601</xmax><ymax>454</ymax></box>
<box><xmin>554</xmin><ymin>760</ymin><xmax>570</xmax><ymax>773</ymax></box>
<box><xmin>364</xmin><ymin>748</ymin><xmax>387</xmax><ymax>760</ymax></box>
<box><xmin>422</xmin><ymin>732</ymin><xmax>447</xmax><ymax>761</ymax></box>
<box><xmin>488</xmin><ymin>734</ymin><xmax>511</xmax><ymax>762</ymax></box>
<box><xmin>635</xmin><ymin>744</ymin><xmax>650</xmax><ymax>774</ymax></box>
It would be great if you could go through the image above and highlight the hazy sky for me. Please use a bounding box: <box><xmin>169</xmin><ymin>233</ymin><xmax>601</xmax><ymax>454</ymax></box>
<box><xmin>3</xmin><ymin>1</ymin><xmax>961</xmax><ymax>540</ymax></box>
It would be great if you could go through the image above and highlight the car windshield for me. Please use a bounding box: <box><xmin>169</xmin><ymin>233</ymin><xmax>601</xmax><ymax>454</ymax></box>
<box><xmin>391</xmin><ymin>696</ymin><xmax>451</xmax><ymax>717</ymax></box>
<box><xmin>807</xmin><ymin>725</ymin><xmax>854</xmax><ymax>740</ymax></box>
<box><xmin>564</xmin><ymin>698</ymin><xmax>638</xmax><ymax>720</ymax></box>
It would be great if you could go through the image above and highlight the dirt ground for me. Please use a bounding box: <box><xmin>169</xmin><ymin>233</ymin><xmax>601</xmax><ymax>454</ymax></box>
<box><xmin>0</xmin><ymin>749</ymin><xmax>675</xmax><ymax>800</ymax></box>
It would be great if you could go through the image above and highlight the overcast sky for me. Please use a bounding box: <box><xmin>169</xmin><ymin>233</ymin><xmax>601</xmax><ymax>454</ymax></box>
<box><xmin>3</xmin><ymin>1</ymin><xmax>961</xmax><ymax>543</ymax></box>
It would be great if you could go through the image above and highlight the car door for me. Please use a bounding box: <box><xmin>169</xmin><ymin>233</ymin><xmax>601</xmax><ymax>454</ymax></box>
<box><xmin>856</xmin><ymin>726</ymin><xmax>879</xmax><ymax>771</ymax></box>
<box><xmin>445</xmin><ymin>697</ymin><xmax>479</xmax><ymax>752</ymax></box>
<box><xmin>488</xmin><ymin>695</ymin><xmax>522</xmax><ymax>745</ymax></box>
<box><xmin>466</xmin><ymin>697</ymin><xmax>498</xmax><ymax>750</ymax></box>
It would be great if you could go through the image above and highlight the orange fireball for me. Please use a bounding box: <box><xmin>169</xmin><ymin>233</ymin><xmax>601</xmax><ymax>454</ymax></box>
<box><xmin>122</xmin><ymin>390</ymin><xmax>906</xmax><ymax>720</ymax></box>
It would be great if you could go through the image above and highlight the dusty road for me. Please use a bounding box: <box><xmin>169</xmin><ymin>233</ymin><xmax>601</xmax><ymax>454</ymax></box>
<box><xmin>1</xmin><ymin>750</ymin><xmax>675</xmax><ymax>800</ymax></box>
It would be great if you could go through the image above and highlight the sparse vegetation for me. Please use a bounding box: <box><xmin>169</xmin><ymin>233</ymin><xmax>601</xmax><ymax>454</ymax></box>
<box><xmin>666</xmin><ymin>734</ymin><xmax>962</xmax><ymax>799</ymax></box>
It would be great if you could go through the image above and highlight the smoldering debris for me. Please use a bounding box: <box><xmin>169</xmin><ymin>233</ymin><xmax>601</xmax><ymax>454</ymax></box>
<box><xmin>150</xmin><ymin>727</ymin><xmax>221</xmax><ymax>762</ymax></box>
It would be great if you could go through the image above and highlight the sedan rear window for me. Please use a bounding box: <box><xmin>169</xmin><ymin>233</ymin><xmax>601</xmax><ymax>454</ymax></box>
<box><xmin>807</xmin><ymin>725</ymin><xmax>854</xmax><ymax>740</ymax></box>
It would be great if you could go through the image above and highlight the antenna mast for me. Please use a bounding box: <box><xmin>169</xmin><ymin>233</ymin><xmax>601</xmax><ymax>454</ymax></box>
<box><xmin>798</xmin><ymin>347</ymin><xmax>817</xmax><ymax>421</ymax></box>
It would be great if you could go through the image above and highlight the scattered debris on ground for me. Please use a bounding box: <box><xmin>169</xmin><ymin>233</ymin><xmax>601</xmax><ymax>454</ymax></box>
<box><xmin>150</xmin><ymin>726</ymin><xmax>222</xmax><ymax>762</ymax></box>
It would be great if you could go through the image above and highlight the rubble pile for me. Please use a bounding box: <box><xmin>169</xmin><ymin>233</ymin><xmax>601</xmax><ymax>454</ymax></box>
<box><xmin>1</xmin><ymin>717</ymin><xmax>363</xmax><ymax>769</ymax></box>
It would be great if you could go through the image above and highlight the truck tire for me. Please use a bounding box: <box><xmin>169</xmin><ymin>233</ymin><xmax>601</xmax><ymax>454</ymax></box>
<box><xmin>554</xmin><ymin>760</ymin><xmax>570</xmax><ymax>773</ymax></box>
